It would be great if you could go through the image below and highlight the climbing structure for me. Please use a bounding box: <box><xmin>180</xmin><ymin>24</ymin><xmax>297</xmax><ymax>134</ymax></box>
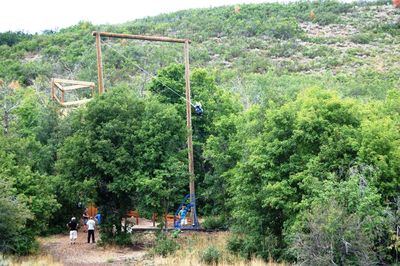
<box><xmin>174</xmin><ymin>194</ymin><xmax>200</xmax><ymax>229</ymax></box>
<box><xmin>51</xmin><ymin>78</ymin><xmax>95</xmax><ymax>107</ymax></box>
<box><xmin>93</xmin><ymin>31</ymin><xmax>199</xmax><ymax>228</ymax></box>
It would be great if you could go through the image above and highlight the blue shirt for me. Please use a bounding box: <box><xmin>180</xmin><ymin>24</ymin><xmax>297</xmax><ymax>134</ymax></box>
<box><xmin>95</xmin><ymin>213</ymin><xmax>102</xmax><ymax>224</ymax></box>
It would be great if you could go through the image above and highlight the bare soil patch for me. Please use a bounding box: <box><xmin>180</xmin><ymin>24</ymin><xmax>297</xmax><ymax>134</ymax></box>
<box><xmin>38</xmin><ymin>231</ymin><xmax>148</xmax><ymax>266</ymax></box>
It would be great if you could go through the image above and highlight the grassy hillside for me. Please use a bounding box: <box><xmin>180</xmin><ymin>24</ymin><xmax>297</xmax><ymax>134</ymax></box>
<box><xmin>0</xmin><ymin>0</ymin><xmax>399</xmax><ymax>103</ymax></box>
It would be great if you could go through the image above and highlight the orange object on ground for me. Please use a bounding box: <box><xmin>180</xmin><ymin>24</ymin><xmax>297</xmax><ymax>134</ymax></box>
<box><xmin>126</xmin><ymin>210</ymin><xmax>140</xmax><ymax>225</ymax></box>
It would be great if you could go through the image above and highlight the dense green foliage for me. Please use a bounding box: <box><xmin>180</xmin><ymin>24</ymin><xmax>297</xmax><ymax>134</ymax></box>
<box><xmin>215</xmin><ymin>88</ymin><xmax>399</xmax><ymax>263</ymax></box>
<box><xmin>0</xmin><ymin>87</ymin><xmax>60</xmax><ymax>253</ymax></box>
<box><xmin>56</xmin><ymin>87</ymin><xmax>188</xmax><ymax>241</ymax></box>
<box><xmin>0</xmin><ymin>1</ymin><xmax>399</xmax><ymax>264</ymax></box>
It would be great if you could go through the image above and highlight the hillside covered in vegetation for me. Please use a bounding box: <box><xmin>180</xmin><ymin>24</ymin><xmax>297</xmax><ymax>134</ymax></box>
<box><xmin>0</xmin><ymin>0</ymin><xmax>399</xmax><ymax>264</ymax></box>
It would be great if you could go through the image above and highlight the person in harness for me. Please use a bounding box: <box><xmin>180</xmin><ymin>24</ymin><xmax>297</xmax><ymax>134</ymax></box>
<box><xmin>194</xmin><ymin>102</ymin><xmax>203</xmax><ymax>115</ymax></box>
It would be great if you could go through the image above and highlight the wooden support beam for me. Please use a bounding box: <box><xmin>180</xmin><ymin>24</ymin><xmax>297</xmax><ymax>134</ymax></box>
<box><xmin>92</xmin><ymin>31</ymin><xmax>191</xmax><ymax>44</ymax></box>
<box><xmin>53</xmin><ymin>94</ymin><xmax>62</xmax><ymax>105</ymax></box>
<box><xmin>54</xmin><ymin>82</ymin><xmax>63</xmax><ymax>91</ymax></box>
<box><xmin>52</xmin><ymin>78</ymin><xmax>95</xmax><ymax>86</ymax></box>
<box><xmin>61</xmin><ymin>84</ymin><xmax>92</xmax><ymax>91</ymax></box>
<box><xmin>184</xmin><ymin>40</ymin><xmax>196</xmax><ymax>222</ymax></box>
<box><xmin>54</xmin><ymin>94</ymin><xmax>91</xmax><ymax>107</ymax></box>
<box><xmin>51</xmin><ymin>79</ymin><xmax>55</xmax><ymax>100</ymax></box>
<box><xmin>60</xmin><ymin>98</ymin><xmax>91</xmax><ymax>107</ymax></box>
<box><xmin>61</xmin><ymin>90</ymin><xmax>65</xmax><ymax>104</ymax></box>
<box><xmin>95</xmin><ymin>32</ymin><xmax>105</xmax><ymax>95</ymax></box>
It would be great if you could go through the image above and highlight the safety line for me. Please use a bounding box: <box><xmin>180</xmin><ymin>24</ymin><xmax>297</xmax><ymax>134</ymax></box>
<box><xmin>102</xmin><ymin>40</ymin><xmax>196</xmax><ymax>107</ymax></box>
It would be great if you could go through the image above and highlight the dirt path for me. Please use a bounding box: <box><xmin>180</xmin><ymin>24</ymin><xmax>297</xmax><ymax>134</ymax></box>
<box><xmin>39</xmin><ymin>230</ymin><xmax>151</xmax><ymax>266</ymax></box>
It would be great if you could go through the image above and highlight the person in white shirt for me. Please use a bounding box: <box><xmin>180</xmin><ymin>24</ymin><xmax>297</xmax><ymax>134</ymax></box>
<box><xmin>87</xmin><ymin>216</ymin><xmax>96</xmax><ymax>243</ymax></box>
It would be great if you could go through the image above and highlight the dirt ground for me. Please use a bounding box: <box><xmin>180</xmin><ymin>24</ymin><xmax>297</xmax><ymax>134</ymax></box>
<box><xmin>38</xmin><ymin>226</ymin><xmax>152</xmax><ymax>265</ymax></box>
<box><xmin>32</xmin><ymin>217</ymin><xmax>185</xmax><ymax>265</ymax></box>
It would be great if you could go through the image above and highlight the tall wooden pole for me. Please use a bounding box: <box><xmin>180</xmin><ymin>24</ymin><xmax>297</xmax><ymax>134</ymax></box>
<box><xmin>95</xmin><ymin>32</ymin><xmax>104</xmax><ymax>95</ymax></box>
<box><xmin>184</xmin><ymin>40</ymin><xmax>195</xmax><ymax>221</ymax></box>
<box><xmin>51</xmin><ymin>79</ymin><xmax>55</xmax><ymax>100</ymax></box>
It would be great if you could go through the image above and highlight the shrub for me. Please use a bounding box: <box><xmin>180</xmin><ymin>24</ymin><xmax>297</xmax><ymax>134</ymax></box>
<box><xmin>372</xmin><ymin>23</ymin><xmax>400</xmax><ymax>37</ymax></box>
<box><xmin>152</xmin><ymin>233</ymin><xmax>180</xmax><ymax>257</ymax></box>
<box><xmin>227</xmin><ymin>235</ymin><xmax>260</xmax><ymax>260</ymax></box>
<box><xmin>302</xmin><ymin>45</ymin><xmax>335</xmax><ymax>59</ymax></box>
<box><xmin>202</xmin><ymin>215</ymin><xmax>227</xmax><ymax>230</ymax></box>
<box><xmin>268</xmin><ymin>41</ymin><xmax>301</xmax><ymax>58</ymax></box>
<box><xmin>350</xmin><ymin>33</ymin><xmax>374</xmax><ymax>44</ymax></box>
<box><xmin>0</xmin><ymin>31</ymin><xmax>32</xmax><ymax>46</ymax></box>
<box><xmin>289</xmin><ymin>200</ymin><xmax>379</xmax><ymax>265</ymax></box>
<box><xmin>200</xmin><ymin>246</ymin><xmax>221</xmax><ymax>265</ymax></box>
<box><xmin>265</xmin><ymin>17</ymin><xmax>304</xmax><ymax>40</ymax></box>
<box><xmin>314</xmin><ymin>12</ymin><xmax>343</xmax><ymax>25</ymax></box>
<box><xmin>114</xmin><ymin>233</ymin><xmax>132</xmax><ymax>246</ymax></box>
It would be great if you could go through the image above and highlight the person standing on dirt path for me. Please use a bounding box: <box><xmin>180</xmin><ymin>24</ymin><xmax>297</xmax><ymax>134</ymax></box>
<box><xmin>87</xmin><ymin>216</ymin><xmax>96</xmax><ymax>243</ymax></box>
<box><xmin>82</xmin><ymin>208</ymin><xmax>89</xmax><ymax>232</ymax></box>
<box><xmin>67</xmin><ymin>217</ymin><xmax>78</xmax><ymax>244</ymax></box>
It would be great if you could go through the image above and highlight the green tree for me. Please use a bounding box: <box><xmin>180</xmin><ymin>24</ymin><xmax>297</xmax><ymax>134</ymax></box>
<box><xmin>289</xmin><ymin>166</ymin><xmax>386</xmax><ymax>265</ymax></box>
<box><xmin>56</xmin><ymin>86</ymin><xmax>187</xmax><ymax>242</ymax></box>
<box><xmin>0</xmin><ymin>169</ymin><xmax>32</xmax><ymax>254</ymax></box>
<box><xmin>228</xmin><ymin>88</ymin><xmax>363</xmax><ymax>260</ymax></box>
<box><xmin>150</xmin><ymin>64</ymin><xmax>241</xmax><ymax>215</ymax></box>
<box><xmin>0</xmin><ymin>87</ymin><xmax>60</xmax><ymax>253</ymax></box>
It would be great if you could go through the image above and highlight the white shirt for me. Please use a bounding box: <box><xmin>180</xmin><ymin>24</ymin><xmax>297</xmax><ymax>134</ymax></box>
<box><xmin>87</xmin><ymin>219</ymin><xmax>96</xmax><ymax>230</ymax></box>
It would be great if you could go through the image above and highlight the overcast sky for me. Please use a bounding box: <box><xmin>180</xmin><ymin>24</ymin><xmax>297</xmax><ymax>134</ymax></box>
<box><xmin>0</xmin><ymin>0</ymin><xmax>293</xmax><ymax>33</ymax></box>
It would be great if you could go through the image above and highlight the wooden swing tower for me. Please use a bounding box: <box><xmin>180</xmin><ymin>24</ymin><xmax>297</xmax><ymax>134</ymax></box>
<box><xmin>92</xmin><ymin>31</ymin><xmax>197</xmax><ymax>223</ymax></box>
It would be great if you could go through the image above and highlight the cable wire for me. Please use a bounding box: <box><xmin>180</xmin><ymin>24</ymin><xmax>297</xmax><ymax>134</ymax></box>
<box><xmin>102</xmin><ymin>40</ymin><xmax>196</xmax><ymax>107</ymax></box>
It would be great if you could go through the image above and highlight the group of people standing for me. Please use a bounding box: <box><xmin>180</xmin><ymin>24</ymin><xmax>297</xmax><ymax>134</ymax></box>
<box><xmin>67</xmin><ymin>208</ymin><xmax>99</xmax><ymax>244</ymax></box>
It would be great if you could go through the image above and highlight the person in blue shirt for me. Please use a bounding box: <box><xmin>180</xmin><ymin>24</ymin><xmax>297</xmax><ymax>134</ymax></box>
<box><xmin>95</xmin><ymin>213</ymin><xmax>102</xmax><ymax>224</ymax></box>
<box><xmin>179</xmin><ymin>205</ymin><xmax>188</xmax><ymax>226</ymax></box>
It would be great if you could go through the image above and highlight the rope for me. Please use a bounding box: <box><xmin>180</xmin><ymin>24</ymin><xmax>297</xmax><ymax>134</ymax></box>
<box><xmin>102</xmin><ymin>40</ymin><xmax>196</xmax><ymax>108</ymax></box>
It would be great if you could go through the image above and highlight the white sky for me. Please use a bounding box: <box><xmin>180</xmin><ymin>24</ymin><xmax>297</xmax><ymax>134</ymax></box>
<box><xmin>0</xmin><ymin>0</ymin><xmax>288</xmax><ymax>33</ymax></box>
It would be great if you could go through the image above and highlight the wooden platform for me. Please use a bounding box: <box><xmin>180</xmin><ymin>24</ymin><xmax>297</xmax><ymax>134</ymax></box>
<box><xmin>51</xmin><ymin>78</ymin><xmax>95</xmax><ymax>107</ymax></box>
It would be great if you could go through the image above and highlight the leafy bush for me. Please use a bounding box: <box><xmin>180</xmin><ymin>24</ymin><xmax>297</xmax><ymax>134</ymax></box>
<box><xmin>313</xmin><ymin>12</ymin><xmax>343</xmax><ymax>25</ymax></box>
<box><xmin>289</xmin><ymin>200</ymin><xmax>380</xmax><ymax>265</ymax></box>
<box><xmin>268</xmin><ymin>41</ymin><xmax>301</xmax><ymax>58</ymax></box>
<box><xmin>200</xmin><ymin>246</ymin><xmax>221</xmax><ymax>265</ymax></box>
<box><xmin>114</xmin><ymin>233</ymin><xmax>133</xmax><ymax>246</ymax></box>
<box><xmin>302</xmin><ymin>45</ymin><xmax>336</xmax><ymax>59</ymax></box>
<box><xmin>264</xmin><ymin>17</ymin><xmax>303</xmax><ymax>40</ymax></box>
<box><xmin>372</xmin><ymin>23</ymin><xmax>400</xmax><ymax>37</ymax></box>
<box><xmin>11</xmin><ymin>229</ymin><xmax>39</xmax><ymax>255</ymax></box>
<box><xmin>152</xmin><ymin>233</ymin><xmax>180</xmax><ymax>257</ymax></box>
<box><xmin>0</xmin><ymin>179</ymin><xmax>33</xmax><ymax>254</ymax></box>
<box><xmin>350</xmin><ymin>33</ymin><xmax>374</xmax><ymax>44</ymax></box>
<box><xmin>227</xmin><ymin>235</ymin><xmax>260</xmax><ymax>260</ymax></box>
<box><xmin>202</xmin><ymin>215</ymin><xmax>227</xmax><ymax>230</ymax></box>
<box><xmin>0</xmin><ymin>31</ymin><xmax>31</xmax><ymax>46</ymax></box>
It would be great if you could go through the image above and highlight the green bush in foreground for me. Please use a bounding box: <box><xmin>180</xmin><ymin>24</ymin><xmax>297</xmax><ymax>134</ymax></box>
<box><xmin>200</xmin><ymin>246</ymin><xmax>221</xmax><ymax>265</ymax></box>
<box><xmin>152</xmin><ymin>233</ymin><xmax>180</xmax><ymax>257</ymax></box>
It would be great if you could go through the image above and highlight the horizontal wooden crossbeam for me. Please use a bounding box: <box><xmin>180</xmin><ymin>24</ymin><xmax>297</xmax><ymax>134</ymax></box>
<box><xmin>62</xmin><ymin>84</ymin><xmax>93</xmax><ymax>91</ymax></box>
<box><xmin>92</xmin><ymin>31</ymin><xmax>191</xmax><ymax>44</ymax></box>
<box><xmin>53</xmin><ymin>78</ymin><xmax>95</xmax><ymax>87</ymax></box>
<box><xmin>60</xmin><ymin>98</ymin><xmax>91</xmax><ymax>107</ymax></box>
